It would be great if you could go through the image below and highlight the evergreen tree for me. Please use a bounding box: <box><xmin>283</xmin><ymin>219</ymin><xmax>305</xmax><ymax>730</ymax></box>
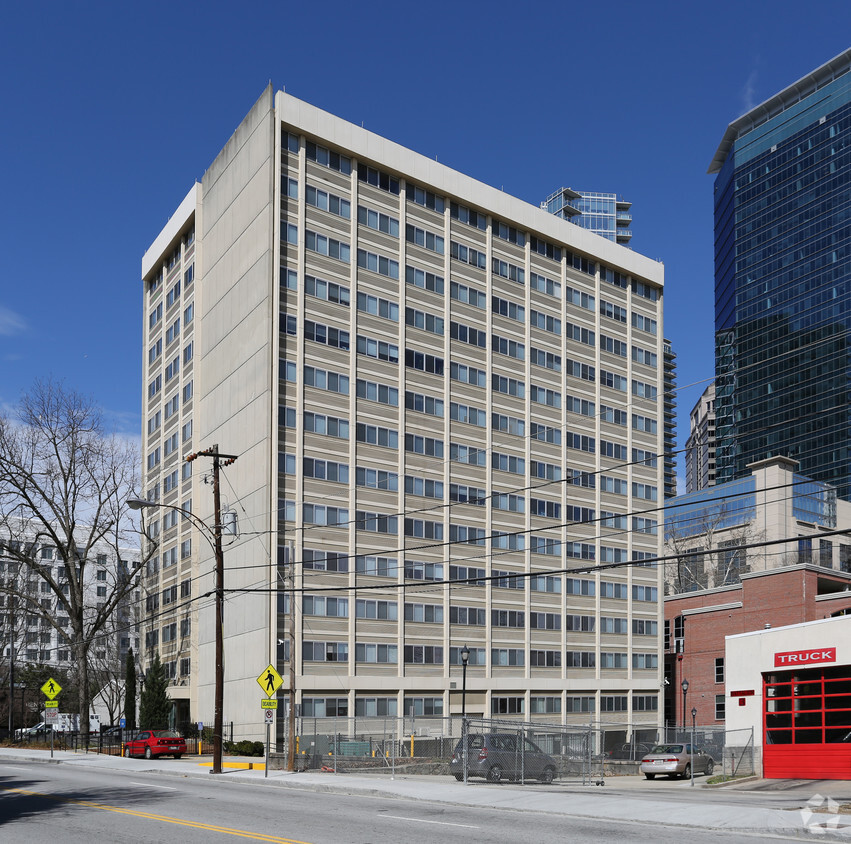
<box><xmin>138</xmin><ymin>653</ymin><xmax>170</xmax><ymax>730</ymax></box>
<box><xmin>124</xmin><ymin>648</ymin><xmax>136</xmax><ymax>730</ymax></box>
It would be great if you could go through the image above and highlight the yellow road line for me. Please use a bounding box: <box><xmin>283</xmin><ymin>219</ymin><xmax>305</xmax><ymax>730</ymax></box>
<box><xmin>2</xmin><ymin>787</ymin><xmax>312</xmax><ymax>843</ymax></box>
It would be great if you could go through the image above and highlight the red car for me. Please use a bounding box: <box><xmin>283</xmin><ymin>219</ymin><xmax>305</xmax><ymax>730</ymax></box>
<box><xmin>123</xmin><ymin>730</ymin><xmax>186</xmax><ymax>759</ymax></box>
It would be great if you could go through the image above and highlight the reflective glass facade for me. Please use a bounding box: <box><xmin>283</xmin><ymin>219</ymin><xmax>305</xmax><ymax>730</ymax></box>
<box><xmin>542</xmin><ymin>188</ymin><xmax>633</xmax><ymax>245</ymax></box>
<box><xmin>712</xmin><ymin>56</ymin><xmax>851</xmax><ymax>499</ymax></box>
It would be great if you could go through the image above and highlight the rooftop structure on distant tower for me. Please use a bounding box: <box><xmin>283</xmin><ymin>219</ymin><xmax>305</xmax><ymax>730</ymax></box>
<box><xmin>542</xmin><ymin>188</ymin><xmax>633</xmax><ymax>245</ymax></box>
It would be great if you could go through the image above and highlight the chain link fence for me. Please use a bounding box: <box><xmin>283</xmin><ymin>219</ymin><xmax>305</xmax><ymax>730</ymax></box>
<box><xmin>282</xmin><ymin>715</ymin><xmax>754</xmax><ymax>781</ymax></box>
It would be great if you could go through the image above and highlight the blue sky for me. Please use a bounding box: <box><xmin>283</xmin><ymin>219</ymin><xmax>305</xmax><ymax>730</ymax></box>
<box><xmin>1</xmin><ymin>1</ymin><xmax>849</xmax><ymax>481</ymax></box>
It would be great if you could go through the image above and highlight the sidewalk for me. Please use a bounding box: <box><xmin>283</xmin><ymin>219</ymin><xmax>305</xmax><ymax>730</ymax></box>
<box><xmin>2</xmin><ymin>746</ymin><xmax>851</xmax><ymax>839</ymax></box>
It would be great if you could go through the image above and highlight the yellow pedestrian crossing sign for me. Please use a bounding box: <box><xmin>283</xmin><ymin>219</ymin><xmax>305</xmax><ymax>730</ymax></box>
<box><xmin>257</xmin><ymin>664</ymin><xmax>283</xmax><ymax>696</ymax></box>
<box><xmin>41</xmin><ymin>678</ymin><xmax>61</xmax><ymax>700</ymax></box>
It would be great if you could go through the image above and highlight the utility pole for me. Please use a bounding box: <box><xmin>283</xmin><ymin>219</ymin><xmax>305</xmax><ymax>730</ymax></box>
<box><xmin>186</xmin><ymin>445</ymin><xmax>238</xmax><ymax>776</ymax></box>
<box><xmin>287</xmin><ymin>541</ymin><xmax>296</xmax><ymax>772</ymax></box>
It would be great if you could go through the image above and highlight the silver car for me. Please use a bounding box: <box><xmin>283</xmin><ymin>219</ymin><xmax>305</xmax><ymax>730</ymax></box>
<box><xmin>640</xmin><ymin>743</ymin><xmax>714</xmax><ymax>780</ymax></box>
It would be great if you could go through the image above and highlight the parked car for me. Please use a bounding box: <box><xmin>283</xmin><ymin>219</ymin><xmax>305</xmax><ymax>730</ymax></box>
<box><xmin>123</xmin><ymin>730</ymin><xmax>187</xmax><ymax>759</ymax></box>
<box><xmin>607</xmin><ymin>742</ymin><xmax>653</xmax><ymax>760</ymax></box>
<box><xmin>639</xmin><ymin>743</ymin><xmax>714</xmax><ymax>779</ymax></box>
<box><xmin>449</xmin><ymin>733</ymin><xmax>558</xmax><ymax>783</ymax></box>
<box><xmin>15</xmin><ymin>722</ymin><xmax>50</xmax><ymax>739</ymax></box>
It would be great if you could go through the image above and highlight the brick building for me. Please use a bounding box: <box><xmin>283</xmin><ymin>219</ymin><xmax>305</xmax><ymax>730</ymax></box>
<box><xmin>664</xmin><ymin>565</ymin><xmax>851</xmax><ymax>731</ymax></box>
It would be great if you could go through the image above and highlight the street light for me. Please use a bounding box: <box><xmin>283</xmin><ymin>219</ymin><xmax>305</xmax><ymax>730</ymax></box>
<box><xmin>690</xmin><ymin>707</ymin><xmax>697</xmax><ymax>788</ymax></box>
<box><xmin>128</xmin><ymin>465</ymin><xmax>231</xmax><ymax>776</ymax></box>
<box><xmin>680</xmin><ymin>679</ymin><xmax>689</xmax><ymax>735</ymax></box>
<box><xmin>460</xmin><ymin>645</ymin><xmax>470</xmax><ymax>718</ymax></box>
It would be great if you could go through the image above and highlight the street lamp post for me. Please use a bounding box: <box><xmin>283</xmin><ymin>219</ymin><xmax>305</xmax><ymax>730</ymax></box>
<box><xmin>128</xmin><ymin>445</ymin><xmax>236</xmax><ymax>776</ymax></box>
<box><xmin>680</xmin><ymin>679</ymin><xmax>689</xmax><ymax>735</ymax></box>
<box><xmin>690</xmin><ymin>707</ymin><xmax>697</xmax><ymax>787</ymax></box>
<box><xmin>461</xmin><ymin>645</ymin><xmax>470</xmax><ymax>718</ymax></box>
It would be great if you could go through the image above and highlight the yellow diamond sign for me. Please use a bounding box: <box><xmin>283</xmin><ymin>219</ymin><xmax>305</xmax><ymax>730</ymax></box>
<box><xmin>41</xmin><ymin>678</ymin><xmax>61</xmax><ymax>700</ymax></box>
<box><xmin>257</xmin><ymin>664</ymin><xmax>283</xmax><ymax>696</ymax></box>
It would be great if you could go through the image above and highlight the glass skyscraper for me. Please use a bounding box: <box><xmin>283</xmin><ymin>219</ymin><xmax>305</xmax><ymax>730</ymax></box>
<box><xmin>709</xmin><ymin>49</ymin><xmax>851</xmax><ymax>499</ymax></box>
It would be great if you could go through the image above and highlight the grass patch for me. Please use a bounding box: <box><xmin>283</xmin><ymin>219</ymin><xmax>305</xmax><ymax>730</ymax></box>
<box><xmin>705</xmin><ymin>774</ymin><xmax>752</xmax><ymax>785</ymax></box>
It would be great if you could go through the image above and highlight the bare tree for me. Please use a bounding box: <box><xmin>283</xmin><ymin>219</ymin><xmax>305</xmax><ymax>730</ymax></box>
<box><xmin>665</xmin><ymin>501</ymin><xmax>764</xmax><ymax>594</ymax></box>
<box><xmin>0</xmin><ymin>380</ymin><xmax>149</xmax><ymax>743</ymax></box>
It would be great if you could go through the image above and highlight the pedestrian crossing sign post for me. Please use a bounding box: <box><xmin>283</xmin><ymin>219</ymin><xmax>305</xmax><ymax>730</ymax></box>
<box><xmin>41</xmin><ymin>678</ymin><xmax>61</xmax><ymax>700</ymax></box>
<box><xmin>256</xmin><ymin>665</ymin><xmax>283</xmax><ymax>697</ymax></box>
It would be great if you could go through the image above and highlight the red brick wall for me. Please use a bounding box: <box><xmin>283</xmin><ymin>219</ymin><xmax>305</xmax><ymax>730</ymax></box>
<box><xmin>664</xmin><ymin>569</ymin><xmax>851</xmax><ymax>727</ymax></box>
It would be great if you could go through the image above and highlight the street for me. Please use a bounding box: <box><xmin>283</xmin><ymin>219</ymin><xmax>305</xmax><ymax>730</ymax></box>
<box><xmin>0</xmin><ymin>759</ymin><xmax>841</xmax><ymax>842</ymax></box>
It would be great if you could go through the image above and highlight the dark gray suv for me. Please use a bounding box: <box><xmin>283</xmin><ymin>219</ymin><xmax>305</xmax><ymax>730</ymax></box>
<box><xmin>449</xmin><ymin>733</ymin><xmax>557</xmax><ymax>783</ymax></box>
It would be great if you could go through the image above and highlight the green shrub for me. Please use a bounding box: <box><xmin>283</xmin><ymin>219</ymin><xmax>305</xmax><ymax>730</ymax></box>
<box><xmin>223</xmin><ymin>739</ymin><xmax>264</xmax><ymax>757</ymax></box>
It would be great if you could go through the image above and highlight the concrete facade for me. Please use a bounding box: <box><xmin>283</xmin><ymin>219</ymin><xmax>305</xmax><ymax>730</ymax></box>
<box><xmin>141</xmin><ymin>86</ymin><xmax>667</xmax><ymax>742</ymax></box>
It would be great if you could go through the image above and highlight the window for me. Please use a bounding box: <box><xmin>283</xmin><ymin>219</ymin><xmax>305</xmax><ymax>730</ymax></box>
<box><xmin>303</xmin><ymin>642</ymin><xmax>348</xmax><ymax>662</ymax></box>
<box><xmin>305</xmin><ymin>365</ymin><xmax>349</xmax><ymax>395</ymax></box>
<box><xmin>305</xmin><ymin>141</ymin><xmax>351</xmax><ymax>174</ymax></box>
<box><xmin>406</xmin><ymin>224</ymin><xmax>444</xmax><ymax>254</ymax></box>
<box><xmin>306</xmin><ymin>230</ymin><xmax>350</xmax><ymax>262</ymax></box>
<box><xmin>531</xmin><ymin>650</ymin><xmax>562</xmax><ymax>668</ymax></box>
<box><xmin>303</xmin><ymin>595</ymin><xmax>349</xmax><ymax>617</ymax></box>
<box><xmin>306</xmin><ymin>275</ymin><xmax>350</xmax><ymax>306</ymax></box>
<box><xmin>632</xmin><ymin>312</ymin><xmax>658</xmax><ymax>334</ymax></box>
<box><xmin>632</xmin><ymin>414</ymin><xmax>657</xmax><ymax>434</ymax></box>
<box><xmin>450</xmin><ymin>362</ymin><xmax>486</xmax><ymax>388</ymax></box>
<box><xmin>405</xmin><ymin>348</ymin><xmax>444</xmax><ymax>374</ymax></box>
<box><xmin>530</xmin><ymin>309</ymin><xmax>560</xmax><ymax>334</ymax></box>
<box><xmin>492</xmin><ymin>697</ymin><xmax>524</xmax><ymax>715</ymax></box>
<box><xmin>492</xmin><ymin>374</ymin><xmax>524</xmax><ymax>398</ymax></box>
<box><xmin>306</xmin><ymin>185</ymin><xmax>350</xmax><ymax>218</ymax></box>
<box><xmin>358</xmin><ymin>205</ymin><xmax>399</xmax><ymax>236</ymax></box>
<box><xmin>450</xmin><ymin>241</ymin><xmax>486</xmax><ymax>269</ymax></box>
<box><xmin>357</xmin><ymin>292</ymin><xmax>399</xmax><ymax>321</ymax></box>
<box><xmin>492</xmin><ymin>412</ymin><xmax>524</xmax><ymax>436</ymax></box>
<box><xmin>492</xmin><ymin>334</ymin><xmax>525</xmax><ymax>360</ymax></box>
<box><xmin>531</xmin><ymin>347</ymin><xmax>561</xmax><ymax>371</ymax></box>
<box><xmin>715</xmin><ymin>658</ymin><xmax>724</xmax><ymax>683</ymax></box>
<box><xmin>358</xmin><ymin>163</ymin><xmax>399</xmax><ymax>194</ymax></box>
<box><xmin>715</xmin><ymin>694</ymin><xmax>725</xmax><ymax>721</ymax></box>
<box><xmin>531</xmin><ymin>272</ymin><xmax>562</xmax><ymax>298</ymax></box>
<box><xmin>406</xmin><ymin>391</ymin><xmax>444</xmax><ymax>417</ymax></box>
<box><xmin>404</xmin><ymin>645</ymin><xmax>443</xmax><ymax>664</ymax></box>
<box><xmin>357</xmin><ymin>335</ymin><xmax>399</xmax><ymax>363</ymax></box>
<box><xmin>406</xmin><ymin>265</ymin><xmax>444</xmax><ymax>294</ymax></box>
<box><xmin>451</xmin><ymin>282</ymin><xmax>486</xmax><ymax>309</ymax></box>
<box><xmin>492</xmin><ymin>257</ymin><xmax>524</xmax><ymax>284</ymax></box>
<box><xmin>304</xmin><ymin>319</ymin><xmax>350</xmax><ymax>350</ymax></box>
<box><xmin>357</xmin><ymin>467</ymin><xmax>397</xmax><ymax>490</ymax></box>
<box><xmin>632</xmin><ymin>346</ymin><xmax>658</xmax><ymax>367</ymax></box>
<box><xmin>405</xmin><ymin>434</ymin><xmax>443</xmax><ymax>457</ymax></box>
<box><xmin>304</xmin><ymin>412</ymin><xmax>349</xmax><ymax>439</ymax></box>
<box><xmin>357</xmin><ymin>379</ymin><xmax>398</xmax><ymax>406</ymax></box>
<box><xmin>356</xmin><ymin>423</ymin><xmax>398</xmax><ymax>448</ymax></box>
<box><xmin>600</xmin><ymin>370</ymin><xmax>627</xmax><ymax>391</ymax></box>
<box><xmin>492</xmin><ymin>296</ymin><xmax>524</xmax><ymax>322</ymax></box>
<box><xmin>451</xmin><ymin>321</ymin><xmax>487</xmax><ymax>348</ymax></box>
<box><xmin>357</xmin><ymin>248</ymin><xmax>398</xmax><ymax>278</ymax></box>
<box><xmin>355</xmin><ymin>511</ymin><xmax>398</xmax><ymax>534</ymax></box>
<box><xmin>404</xmin><ymin>603</ymin><xmax>443</xmax><ymax>623</ymax></box>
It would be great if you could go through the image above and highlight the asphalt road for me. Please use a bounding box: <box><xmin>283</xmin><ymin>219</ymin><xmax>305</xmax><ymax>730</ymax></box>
<box><xmin>0</xmin><ymin>760</ymin><xmax>831</xmax><ymax>843</ymax></box>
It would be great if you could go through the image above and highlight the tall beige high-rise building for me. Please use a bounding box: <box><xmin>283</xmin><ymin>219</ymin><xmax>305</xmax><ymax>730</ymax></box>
<box><xmin>140</xmin><ymin>86</ymin><xmax>666</xmax><ymax>741</ymax></box>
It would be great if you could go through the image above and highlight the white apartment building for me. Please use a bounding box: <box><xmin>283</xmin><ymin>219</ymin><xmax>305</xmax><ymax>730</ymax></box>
<box><xmin>0</xmin><ymin>529</ymin><xmax>138</xmax><ymax>672</ymax></box>
<box><xmin>685</xmin><ymin>384</ymin><xmax>716</xmax><ymax>494</ymax></box>
<box><xmin>140</xmin><ymin>86</ymin><xmax>666</xmax><ymax>741</ymax></box>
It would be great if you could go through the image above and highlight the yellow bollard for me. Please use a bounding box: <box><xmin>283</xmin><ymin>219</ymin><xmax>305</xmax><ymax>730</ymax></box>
<box><xmin>411</xmin><ymin>735</ymin><xmax>414</xmax><ymax>758</ymax></box>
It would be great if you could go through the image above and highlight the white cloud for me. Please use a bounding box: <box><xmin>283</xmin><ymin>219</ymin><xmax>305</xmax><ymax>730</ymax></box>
<box><xmin>742</xmin><ymin>67</ymin><xmax>759</xmax><ymax>114</ymax></box>
<box><xmin>0</xmin><ymin>305</ymin><xmax>26</xmax><ymax>336</ymax></box>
